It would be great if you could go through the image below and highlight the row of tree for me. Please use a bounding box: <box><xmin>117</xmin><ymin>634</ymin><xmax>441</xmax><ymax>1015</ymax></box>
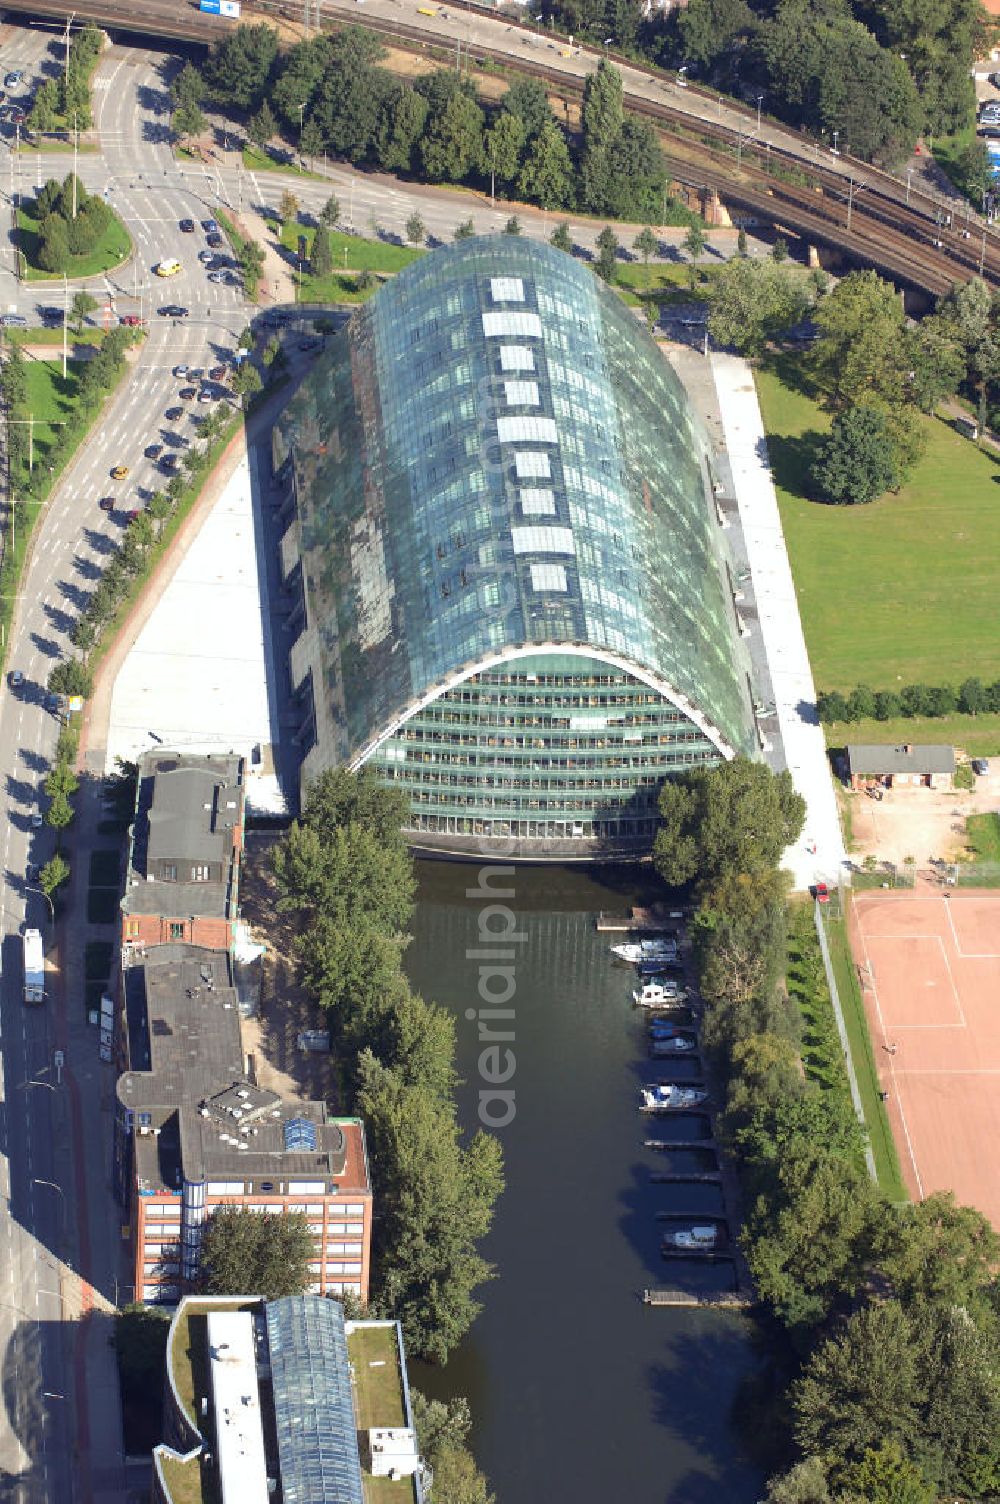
<box><xmin>180</xmin><ymin>26</ymin><xmax>679</xmax><ymax>223</ymax></box>
<box><xmin>652</xmin><ymin>759</ymin><xmax>1000</xmax><ymax>1500</ymax></box>
<box><xmin>818</xmin><ymin>677</ymin><xmax>1000</xmax><ymax>723</ymax></box>
<box><xmin>26</xmin><ymin>173</ymin><xmax>119</xmax><ymax>275</ymax></box>
<box><xmin>271</xmin><ymin>768</ymin><xmax>505</xmax><ymax>1368</ymax></box>
<box><xmin>543</xmin><ymin>0</ymin><xmax>988</xmax><ymax>164</ymax></box>
<box><xmin>27</xmin><ymin>23</ymin><xmax>103</xmax><ymax>133</ymax></box>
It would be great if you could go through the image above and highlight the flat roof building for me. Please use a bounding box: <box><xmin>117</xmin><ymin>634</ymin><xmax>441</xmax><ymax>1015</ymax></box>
<box><xmin>153</xmin><ymin>1296</ymin><xmax>424</xmax><ymax>1504</ymax></box>
<box><xmin>121</xmin><ymin>751</ymin><xmax>245</xmax><ymax>953</ymax></box>
<box><xmin>274</xmin><ymin>236</ymin><xmax>755</xmax><ymax>860</ymax></box>
<box><xmin>113</xmin><ymin>944</ymin><xmax>372</xmax><ymax>1305</ymax></box>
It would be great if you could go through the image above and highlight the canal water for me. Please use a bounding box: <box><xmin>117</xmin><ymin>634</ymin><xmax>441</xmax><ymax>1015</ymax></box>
<box><xmin>406</xmin><ymin>861</ymin><xmax>764</xmax><ymax>1504</ymax></box>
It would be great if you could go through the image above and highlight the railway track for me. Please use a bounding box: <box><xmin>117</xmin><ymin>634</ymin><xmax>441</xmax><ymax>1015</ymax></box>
<box><xmin>4</xmin><ymin>0</ymin><xmax>996</xmax><ymax>293</ymax></box>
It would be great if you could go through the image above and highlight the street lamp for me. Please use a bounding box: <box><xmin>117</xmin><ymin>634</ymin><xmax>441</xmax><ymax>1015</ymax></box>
<box><xmin>832</xmin><ymin>129</ymin><xmax>840</xmax><ymax>153</ymax></box>
<box><xmin>756</xmin><ymin>94</ymin><xmax>764</xmax><ymax>133</ymax></box>
<box><xmin>25</xmin><ymin>885</ymin><xmax>54</xmax><ymax>923</ymax></box>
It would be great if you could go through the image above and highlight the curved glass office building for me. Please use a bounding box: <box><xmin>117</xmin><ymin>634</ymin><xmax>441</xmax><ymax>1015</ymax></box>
<box><xmin>275</xmin><ymin>236</ymin><xmax>755</xmax><ymax>859</ymax></box>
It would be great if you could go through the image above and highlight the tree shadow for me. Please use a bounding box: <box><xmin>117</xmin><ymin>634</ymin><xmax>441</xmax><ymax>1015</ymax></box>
<box><xmin>42</xmin><ymin>603</ymin><xmax>74</xmax><ymax>635</ymax></box>
<box><xmin>764</xmin><ymin>430</ymin><xmax>826</xmax><ymax>502</ymax></box>
<box><xmin>28</xmin><ymin>633</ymin><xmax>60</xmax><ymax>659</ymax></box>
<box><xmin>763</xmin><ymin>348</ymin><xmax>824</xmax><ymax>402</ymax></box>
<box><xmin>70</xmin><ymin>555</ymin><xmax>102</xmax><ymax>581</ymax></box>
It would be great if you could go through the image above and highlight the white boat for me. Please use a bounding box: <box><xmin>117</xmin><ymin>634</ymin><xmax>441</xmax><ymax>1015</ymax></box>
<box><xmin>649</xmin><ymin>1035</ymin><xmax>696</xmax><ymax>1052</ymax></box>
<box><xmin>640</xmin><ymin>1083</ymin><xmax>706</xmax><ymax>1110</ymax></box>
<box><xmin>662</xmin><ymin>1224</ymin><xmax>718</xmax><ymax>1250</ymax></box>
<box><xmin>633</xmin><ymin>979</ymin><xmax>683</xmax><ymax>1008</ymax></box>
<box><xmin>611</xmin><ymin>938</ymin><xmax>678</xmax><ymax>963</ymax></box>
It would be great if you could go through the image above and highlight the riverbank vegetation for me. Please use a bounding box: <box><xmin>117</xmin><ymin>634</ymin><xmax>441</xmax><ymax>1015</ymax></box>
<box><xmin>182</xmin><ymin>28</ymin><xmax>692</xmax><ymax>225</ymax></box>
<box><xmin>654</xmin><ymin>759</ymin><xmax>1000</xmax><ymax>1499</ymax></box>
<box><xmin>271</xmin><ymin>769</ymin><xmax>504</xmax><ymax>1370</ymax></box>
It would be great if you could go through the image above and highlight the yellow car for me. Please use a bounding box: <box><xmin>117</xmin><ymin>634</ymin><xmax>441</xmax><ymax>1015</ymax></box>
<box><xmin>154</xmin><ymin>258</ymin><xmax>182</xmax><ymax>278</ymax></box>
<box><xmin>111</xmin><ymin>464</ymin><xmax>129</xmax><ymax>479</ymax></box>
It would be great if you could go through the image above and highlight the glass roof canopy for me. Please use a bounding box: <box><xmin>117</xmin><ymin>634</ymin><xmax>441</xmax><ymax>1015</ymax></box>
<box><xmin>265</xmin><ymin>1296</ymin><xmax>364</xmax><ymax>1504</ymax></box>
<box><xmin>275</xmin><ymin>236</ymin><xmax>754</xmax><ymax>787</ymax></box>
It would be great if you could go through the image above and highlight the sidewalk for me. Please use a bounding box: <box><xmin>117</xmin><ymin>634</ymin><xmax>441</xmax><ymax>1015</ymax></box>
<box><xmin>710</xmin><ymin>350</ymin><xmax>847</xmax><ymax>890</ymax></box>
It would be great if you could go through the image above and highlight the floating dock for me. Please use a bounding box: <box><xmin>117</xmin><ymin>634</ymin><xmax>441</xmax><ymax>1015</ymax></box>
<box><xmin>649</xmin><ymin>1171</ymin><xmax>721</xmax><ymax>1184</ymax></box>
<box><xmin>643</xmin><ymin>1288</ymin><xmax>754</xmax><ymax>1309</ymax></box>
<box><xmin>596</xmin><ymin>906</ymin><xmax>685</xmax><ymax>934</ymax></box>
<box><xmin>644</xmin><ymin>1138</ymin><xmax>716</xmax><ymax>1151</ymax></box>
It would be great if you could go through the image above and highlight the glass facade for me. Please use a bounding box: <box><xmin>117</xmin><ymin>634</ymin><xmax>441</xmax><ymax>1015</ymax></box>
<box><xmin>266</xmin><ymin>1296</ymin><xmax>364</xmax><ymax>1504</ymax></box>
<box><xmin>275</xmin><ymin>236</ymin><xmax>754</xmax><ymax>855</ymax></box>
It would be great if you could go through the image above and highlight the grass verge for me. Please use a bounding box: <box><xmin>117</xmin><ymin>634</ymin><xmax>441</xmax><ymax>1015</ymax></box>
<box><xmin>823</xmin><ymin>909</ymin><xmax>908</xmax><ymax>1201</ymax></box>
<box><xmin>16</xmin><ymin>202</ymin><xmax>131</xmax><ymax>281</ymax></box>
<box><xmin>755</xmin><ymin>359</ymin><xmax>1000</xmax><ymax>691</ymax></box>
<box><xmin>9</xmin><ymin>325</ymin><xmax>113</xmax><ymax>347</ymax></box>
<box><xmin>279</xmin><ymin>220</ymin><xmax>425</xmax><ymax>274</ymax></box>
<box><xmin>786</xmin><ymin>899</ymin><xmax>855</xmax><ymax>1114</ymax></box>
<box><xmin>242</xmin><ymin>143</ymin><xmax>327</xmax><ymax>180</ymax></box>
<box><xmin>967</xmin><ymin>811</ymin><xmax>1000</xmax><ymax>862</ymax></box>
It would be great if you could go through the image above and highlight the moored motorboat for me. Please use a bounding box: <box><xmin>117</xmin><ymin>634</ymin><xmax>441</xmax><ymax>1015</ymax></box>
<box><xmin>640</xmin><ymin>1083</ymin><xmax>706</xmax><ymax>1110</ymax></box>
<box><xmin>661</xmin><ymin>1224</ymin><xmax>719</xmax><ymax>1251</ymax></box>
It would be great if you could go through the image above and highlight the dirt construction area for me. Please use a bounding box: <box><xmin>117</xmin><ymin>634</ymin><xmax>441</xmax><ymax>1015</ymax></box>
<box><xmin>850</xmin><ymin>889</ymin><xmax>1000</xmax><ymax>1227</ymax></box>
<box><xmin>845</xmin><ymin>765</ymin><xmax>1000</xmax><ymax>869</ymax></box>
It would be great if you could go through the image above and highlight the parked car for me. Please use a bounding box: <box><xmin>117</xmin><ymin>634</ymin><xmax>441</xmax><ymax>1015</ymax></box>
<box><xmin>4</xmin><ymin>71</ymin><xmax>24</xmax><ymax>89</ymax></box>
<box><xmin>124</xmin><ymin>508</ymin><xmax>142</xmax><ymax>522</ymax></box>
<box><xmin>7</xmin><ymin>669</ymin><xmax>24</xmax><ymax>691</ymax></box>
<box><xmin>812</xmin><ymin>881</ymin><xmax>830</xmax><ymax>904</ymax></box>
<box><xmin>179</xmin><ymin>386</ymin><xmax>197</xmax><ymax>400</ymax></box>
<box><xmin>173</xmin><ymin>363</ymin><xmax>189</xmax><ymax>377</ymax></box>
<box><xmin>206</xmin><ymin>232</ymin><xmax>224</xmax><ymax>248</ymax></box>
<box><xmin>160</xmin><ymin>453</ymin><xmax>181</xmax><ymax>472</ymax></box>
<box><xmin>972</xmin><ymin>758</ymin><xmax>990</xmax><ymax>776</ymax></box>
<box><xmin>165</xmin><ymin>405</ymin><xmax>183</xmax><ymax>420</ymax></box>
<box><xmin>202</xmin><ymin>218</ymin><xmax>220</xmax><ymax>233</ymax></box>
<box><xmin>99</xmin><ymin>496</ymin><xmax>116</xmax><ymax>511</ymax></box>
<box><xmin>198</xmin><ymin>249</ymin><xmax>215</xmax><ymax>265</ymax></box>
<box><xmin>209</xmin><ymin>365</ymin><xmax>226</xmax><ymax>381</ymax></box>
<box><xmin>144</xmin><ymin>443</ymin><xmax>163</xmax><ymax>460</ymax></box>
<box><xmin>207</xmin><ymin>271</ymin><xmax>228</xmax><ymax>284</ymax></box>
<box><xmin>110</xmin><ymin>464</ymin><xmax>129</xmax><ymax>479</ymax></box>
<box><xmin>26</xmin><ymin>862</ymin><xmax>39</xmax><ymax>883</ymax></box>
<box><xmin>179</xmin><ymin>218</ymin><xmax>196</xmax><ymax>233</ymax></box>
<box><xmin>0</xmin><ymin>313</ymin><xmax>27</xmax><ymax>327</ymax></box>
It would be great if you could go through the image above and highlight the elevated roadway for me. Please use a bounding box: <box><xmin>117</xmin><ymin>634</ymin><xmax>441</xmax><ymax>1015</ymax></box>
<box><xmin>1</xmin><ymin>0</ymin><xmax>997</xmax><ymax>295</ymax></box>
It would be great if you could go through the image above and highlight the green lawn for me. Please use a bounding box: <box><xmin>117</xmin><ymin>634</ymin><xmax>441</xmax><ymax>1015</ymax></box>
<box><xmin>786</xmin><ymin>899</ymin><xmax>855</xmax><ymax>1115</ymax></box>
<box><xmin>280</xmin><ymin>220</ymin><xmax>426</xmax><ymax>274</ymax></box>
<box><xmin>9</xmin><ymin>325</ymin><xmax>113</xmax><ymax>347</ymax></box>
<box><xmin>17</xmin><ymin>203</ymin><xmax>131</xmax><ymax>281</ymax></box>
<box><xmin>15</xmin><ymin>360</ymin><xmax>85</xmax><ymax>483</ymax></box>
<box><xmin>755</xmin><ymin>361</ymin><xmax>1000</xmax><ymax>691</ymax></box>
<box><xmin>824</xmin><ymin>711</ymin><xmax>1000</xmax><ymax>757</ymax></box>
<box><xmin>242</xmin><ymin>143</ymin><xmax>327</xmax><ymax>179</ymax></box>
<box><xmin>348</xmin><ymin>1326</ymin><xmax>406</xmax><ymax>1430</ymax></box>
<box><xmin>967</xmin><ymin>811</ymin><xmax>1000</xmax><ymax>862</ymax></box>
<box><xmin>823</xmin><ymin>910</ymin><xmax>908</xmax><ymax>1202</ymax></box>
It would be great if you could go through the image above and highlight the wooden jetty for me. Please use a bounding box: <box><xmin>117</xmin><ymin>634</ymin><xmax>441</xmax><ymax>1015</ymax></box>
<box><xmin>660</xmin><ymin>1248</ymin><xmax>731</xmax><ymax>1262</ymax></box>
<box><xmin>643</xmin><ymin>1288</ymin><xmax>754</xmax><ymax>1310</ymax></box>
<box><xmin>644</xmin><ymin>1138</ymin><xmax>716</xmax><ymax>1151</ymax></box>
<box><xmin>649</xmin><ymin>1171</ymin><xmax>721</xmax><ymax>1184</ymax></box>
<box><xmin>640</xmin><ymin>1102</ymin><xmax>713</xmax><ymax>1115</ymax></box>
<box><xmin>656</xmin><ymin>1212</ymin><xmax>726</xmax><ymax>1223</ymax></box>
<box><xmin>596</xmin><ymin>906</ymin><xmax>685</xmax><ymax>934</ymax></box>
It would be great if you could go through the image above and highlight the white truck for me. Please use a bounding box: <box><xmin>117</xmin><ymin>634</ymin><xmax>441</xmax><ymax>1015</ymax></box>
<box><xmin>23</xmin><ymin>928</ymin><xmax>44</xmax><ymax>1005</ymax></box>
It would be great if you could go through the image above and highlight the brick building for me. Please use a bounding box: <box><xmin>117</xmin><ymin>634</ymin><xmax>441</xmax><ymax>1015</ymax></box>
<box><xmin>120</xmin><ymin>751</ymin><xmax>245</xmax><ymax>953</ymax></box>
<box><xmin>114</xmin><ymin>944</ymin><xmax>372</xmax><ymax>1305</ymax></box>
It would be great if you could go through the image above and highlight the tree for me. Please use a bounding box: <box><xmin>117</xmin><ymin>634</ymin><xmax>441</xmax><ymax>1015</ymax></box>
<box><xmin>199</xmin><ymin>1206</ymin><xmax>313</xmax><ymax>1299</ymax></box>
<box><xmin>482</xmin><ymin>111</ymin><xmax>525</xmax><ymax>193</ymax></box>
<box><xmin>453</xmin><ymin>218</ymin><xmax>475</xmax><ymax>240</ymax></box>
<box><xmin>760</xmin><ymin>1457</ymin><xmax>832</xmax><ymax>1504</ymax></box>
<box><xmin>419</xmin><ymin>88</ymin><xmax>485</xmax><ymax>183</ymax></box>
<box><xmin>633</xmin><ymin>225</ymin><xmax>658</xmax><ymax>289</ymax></box>
<box><xmin>170</xmin><ymin>61</ymin><xmax>205</xmax><ymax>110</ymax></box>
<box><xmin>357</xmin><ymin>1055</ymin><xmax>504</xmax><ymax>1363</ymax></box>
<box><xmin>248</xmin><ymin>100</ymin><xmax>277</xmax><ymax>151</ymax></box>
<box><xmin>838</xmin><ymin>1443</ymin><xmax>933</xmax><ymax>1504</ymax></box>
<box><xmin>27</xmin><ymin>79</ymin><xmax>59</xmax><ymax>133</ymax></box>
<box><xmin>320</xmin><ymin>193</ymin><xmax>340</xmax><ymax>227</ymax></box>
<box><xmin>147</xmin><ymin>492</ymin><xmax>173</xmax><ymax>536</ymax></box>
<box><xmin>683</xmin><ymin>222</ymin><xmax>707</xmax><ymax>289</ymax></box>
<box><xmin>550</xmin><ymin>221</ymin><xmax>572</xmax><ymax>254</ymax></box>
<box><xmin>113</xmin><ymin>1304</ymin><xmax>171</xmax><ymax>1394</ymax></box>
<box><xmin>771</xmin><ymin>235</ymin><xmax>788</xmax><ymax>263</ymax></box>
<box><xmin>45</xmin><ymin>790</ymin><xmax>74</xmax><ymax>832</ymax></box>
<box><xmin>737</xmin><ymin>226</ymin><xmax>748</xmax><ymax>257</ymax></box>
<box><xmin>500</xmin><ymin>76</ymin><xmax>554</xmax><ymax>143</ymax></box>
<box><xmin>809</xmin><ymin>270</ymin><xmax>908</xmax><ymax>411</ymax></box>
<box><xmin>375</xmin><ymin>83</ymin><xmax>429</xmax><ymax>173</ymax></box>
<box><xmin>878</xmin><ymin>1192</ymin><xmax>1000</xmax><ymax>1315</ymax></box>
<box><xmin>708</xmin><ymin>258</ymin><xmax>810</xmax><ymax>357</ymax></box>
<box><xmin>39</xmin><ymin>852</ymin><xmax>70</xmax><ymax>900</ymax></box>
<box><xmin>279</xmin><ymin>189</ymin><xmax>299</xmax><ymax>225</ymax></box>
<box><xmin>504</xmin><ymin>216</ymin><xmax>521</xmax><ymax>236</ymax></box>
<box><xmin>595</xmin><ymin>224</ymin><xmax>619</xmax><ymax>284</ymax></box>
<box><xmin>311</xmin><ymin>222</ymin><xmax>333</xmax><ymax>275</ymax></box>
<box><xmin>204</xmin><ymin>22</ymin><xmax>279</xmax><ymax>111</ymax></box>
<box><xmin>173</xmin><ymin>100</ymin><xmax>206</xmax><ymax>142</ymax></box>
<box><xmin>516</xmin><ymin>119</ymin><xmax>574</xmax><ymax>210</ymax></box>
<box><xmin>581</xmin><ymin>60</ymin><xmax>625</xmax><ymax>214</ymax></box>
<box><xmin>405</xmin><ymin>211</ymin><xmax>426</xmax><ymax>246</ymax></box>
<box><xmin>411</xmin><ymin>1391</ymin><xmax>495</xmax><ymax>1504</ymax></box>
<box><xmin>793</xmin><ymin>1301</ymin><xmax>925</xmax><ymax>1470</ymax></box>
<box><xmin>47</xmin><ymin>658</ymin><xmax>93</xmax><ymax>698</ymax></box>
<box><xmin>300</xmin><ymin>116</ymin><xmax>324</xmax><ymax>165</ymax></box>
<box><xmin>654</xmin><ymin>759</ymin><xmax>806</xmax><ymax>891</ymax></box>
<box><xmin>70</xmin><ymin>291</ymin><xmax>97</xmax><ymax>333</ymax></box>
<box><xmin>231</xmin><ymin>362</ymin><xmax>263</xmax><ymax>400</ymax></box>
<box><xmin>810</xmin><ymin>404</ymin><xmax>901</xmax><ymax>505</ymax></box>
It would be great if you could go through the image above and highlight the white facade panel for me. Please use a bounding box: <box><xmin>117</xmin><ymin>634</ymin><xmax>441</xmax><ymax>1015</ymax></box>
<box><xmin>490</xmin><ymin>277</ymin><xmax>525</xmax><ymax>303</ymax></box>
<box><xmin>514</xmin><ymin>452</ymin><xmax>551</xmax><ymax>479</ymax></box>
<box><xmin>511</xmin><ymin>526</ymin><xmax>575</xmax><ymax>556</ymax></box>
<box><xmin>482</xmin><ymin>311</ymin><xmax>542</xmax><ymax>338</ymax></box>
<box><xmin>499</xmin><ymin>345</ymin><xmax>536</xmax><ymax>371</ymax></box>
<box><xmin>530</xmin><ymin>563</ymin><xmax>569</xmax><ymax>592</ymax></box>
<box><xmin>497</xmin><ymin>416</ymin><xmax>558</xmax><ymax>444</ymax></box>
<box><xmin>503</xmin><ymin>381</ymin><xmax>540</xmax><ymax>407</ymax></box>
<box><xmin>519</xmin><ymin>489</ymin><xmax>556</xmax><ymax>515</ymax></box>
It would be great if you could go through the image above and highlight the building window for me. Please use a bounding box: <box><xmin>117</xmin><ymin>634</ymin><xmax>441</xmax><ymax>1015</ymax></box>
<box><xmin>125</xmin><ymin>920</ymin><xmax>140</xmax><ymax>939</ymax></box>
<box><xmin>168</xmin><ymin>922</ymin><xmax>184</xmax><ymax>941</ymax></box>
<box><xmin>191</xmin><ymin>864</ymin><xmax>209</xmax><ymax>882</ymax></box>
<box><xmin>161</xmin><ymin>864</ymin><xmax>177</xmax><ymax>882</ymax></box>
